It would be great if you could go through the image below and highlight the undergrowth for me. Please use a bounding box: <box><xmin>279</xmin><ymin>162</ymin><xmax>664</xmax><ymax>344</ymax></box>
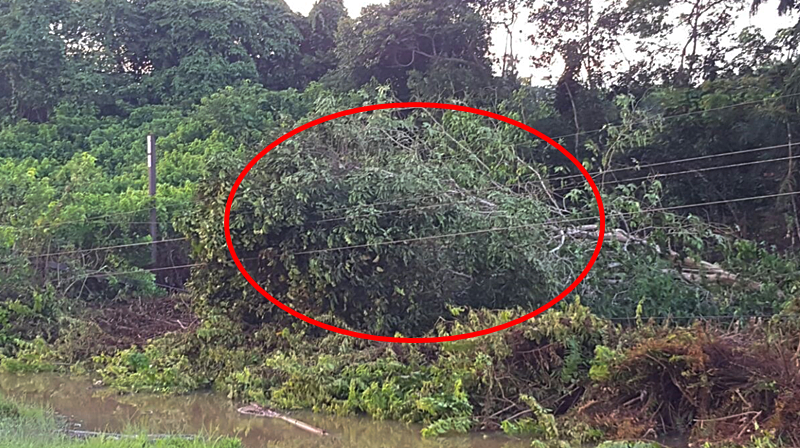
<box><xmin>2</xmin><ymin>299</ymin><xmax>797</xmax><ymax>448</ymax></box>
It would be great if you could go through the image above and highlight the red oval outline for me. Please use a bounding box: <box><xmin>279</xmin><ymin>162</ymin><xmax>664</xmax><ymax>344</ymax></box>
<box><xmin>224</xmin><ymin>102</ymin><xmax>606</xmax><ymax>343</ymax></box>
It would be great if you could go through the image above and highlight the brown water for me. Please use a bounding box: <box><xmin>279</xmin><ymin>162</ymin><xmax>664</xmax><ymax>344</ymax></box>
<box><xmin>0</xmin><ymin>373</ymin><xmax>531</xmax><ymax>448</ymax></box>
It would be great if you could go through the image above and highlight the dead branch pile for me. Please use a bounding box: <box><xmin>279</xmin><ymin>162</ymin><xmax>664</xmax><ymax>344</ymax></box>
<box><xmin>578</xmin><ymin>325</ymin><xmax>800</xmax><ymax>445</ymax></box>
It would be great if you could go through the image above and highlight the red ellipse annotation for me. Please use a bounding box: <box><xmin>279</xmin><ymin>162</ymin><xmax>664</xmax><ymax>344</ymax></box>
<box><xmin>224</xmin><ymin>102</ymin><xmax>606</xmax><ymax>344</ymax></box>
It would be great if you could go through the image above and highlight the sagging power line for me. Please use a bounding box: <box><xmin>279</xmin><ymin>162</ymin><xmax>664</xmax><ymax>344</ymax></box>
<box><xmin>56</xmin><ymin>190</ymin><xmax>800</xmax><ymax>282</ymax></box>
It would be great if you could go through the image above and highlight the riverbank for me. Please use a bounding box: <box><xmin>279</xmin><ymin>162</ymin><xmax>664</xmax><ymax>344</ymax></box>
<box><xmin>0</xmin><ymin>390</ymin><xmax>242</xmax><ymax>448</ymax></box>
<box><xmin>0</xmin><ymin>373</ymin><xmax>535</xmax><ymax>448</ymax></box>
<box><xmin>1</xmin><ymin>299</ymin><xmax>796</xmax><ymax>448</ymax></box>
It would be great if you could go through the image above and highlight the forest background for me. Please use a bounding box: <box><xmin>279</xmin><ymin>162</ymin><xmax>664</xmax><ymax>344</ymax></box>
<box><xmin>1</xmin><ymin>0</ymin><xmax>800</xmax><ymax>446</ymax></box>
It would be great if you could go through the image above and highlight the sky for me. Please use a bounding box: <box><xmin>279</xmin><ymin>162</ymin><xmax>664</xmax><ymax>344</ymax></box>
<box><xmin>286</xmin><ymin>0</ymin><xmax>796</xmax><ymax>84</ymax></box>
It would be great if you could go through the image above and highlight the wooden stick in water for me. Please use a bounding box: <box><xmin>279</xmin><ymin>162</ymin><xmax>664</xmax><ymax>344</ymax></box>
<box><xmin>237</xmin><ymin>403</ymin><xmax>329</xmax><ymax>436</ymax></box>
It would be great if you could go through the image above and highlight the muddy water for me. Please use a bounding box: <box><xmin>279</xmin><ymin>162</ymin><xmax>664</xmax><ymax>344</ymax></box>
<box><xmin>0</xmin><ymin>373</ymin><xmax>530</xmax><ymax>448</ymax></box>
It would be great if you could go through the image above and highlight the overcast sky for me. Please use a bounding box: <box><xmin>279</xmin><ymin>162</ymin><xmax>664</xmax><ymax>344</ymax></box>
<box><xmin>286</xmin><ymin>0</ymin><xmax>796</xmax><ymax>84</ymax></box>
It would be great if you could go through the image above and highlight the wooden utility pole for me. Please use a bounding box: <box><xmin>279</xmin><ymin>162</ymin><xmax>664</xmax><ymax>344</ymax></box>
<box><xmin>148</xmin><ymin>134</ymin><xmax>158</xmax><ymax>266</ymax></box>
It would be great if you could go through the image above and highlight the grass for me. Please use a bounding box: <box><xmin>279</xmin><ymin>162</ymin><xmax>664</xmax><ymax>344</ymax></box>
<box><xmin>0</xmin><ymin>394</ymin><xmax>242</xmax><ymax>448</ymax></box>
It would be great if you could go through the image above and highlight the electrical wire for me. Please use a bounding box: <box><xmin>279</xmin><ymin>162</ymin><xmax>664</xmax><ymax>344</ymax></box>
<box><xmin>5</xmin><ymin>92</ymin><xmax>797</xmax><ymax>233</ymax></box>
<box><xmin>546</xmin><ymin>91</ymin><xmax>800</xmax><ymax>142</ymax></box>
<box><xmin>311</xmin><ymin>142</ymin><xmax>796</xmax><ymax>219</ymax></box>
<box><xmin>21</xmin><ymin>237</ymin><xmax>189</xmax><ymax>259</ymax></box>
<box><xmin>6</xmin><ymin>142</ymin><xmax>792</xmax><ymax>235</ymax></box>
<box><xmin>292</xmin><ymin>191</ymin><xmax>800</xmax><ymax>255</ymax></box>
<box><xmin>12</xmin><ymin>189</ymin><xmax>800</xmax><ymax>263</ymax></box>
<box><xmin>9</xmin><ymin>93</ymin><xmax>800</xmax><ymax>263</ymax></box>
<box><xmin>546</xmin><ymin>142</ymin><xmax>794</xmax><ymax>183</ymax></box>
<box><xmin>54</xmin><ymin>191</ymin><xmax>800</xmax><ymax>293</ymax></box>
<box><xmin>307</xmin><ymin>150</ymin><xmax>800</xmax><ymax>225</ymax></box>
<box><xmin>558</xmin><ymin>154</ymin><xmax>800</xmax><ymax>190</ymax></box>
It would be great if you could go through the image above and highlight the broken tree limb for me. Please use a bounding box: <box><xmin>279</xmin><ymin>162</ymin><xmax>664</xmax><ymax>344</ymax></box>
<box><xmin>237</xmin><ymin>403</ymin><xmax>329</xmax><ymax>436</ymax></box>
<box><xmin>564</xmin><ymin>224</ymin><xmax>655</xmax><ymax>251</ymax></box>
<box><xmin>670</xmin><ymin>252</ymin><xmax>767</xmax><ymax>293</ymax></box>
<box><xmin>566</xmin><ymin>225</ymin><xmax>769</xmax><ymax>293</ymax></box>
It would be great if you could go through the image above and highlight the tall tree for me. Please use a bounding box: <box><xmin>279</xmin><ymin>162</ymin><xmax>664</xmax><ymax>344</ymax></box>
<box><xmin>331</xmin><ymin>0</ymin><xmax>494</xmax><ymax>99</ymax></box>
<box><xmin>138</xmin><ymin>0</ymin><xmax>304</xmax><ymax>100</ymax></box>
<box><xmin>751</xmin><ymin>0</ymin><xmax>798</xmax><ymax>15</ymax></box>
<box><xmin>0</xmin><ymin>0</ymin><xmax>70</xmax><ymax>121</ymax></box>
<box><xmin>295</xmin><ymin>0</ymin><xmax>347</xmax><ymax>86</ymax></box>
<box><xmin>526</xmin><ymin>0</ymin><xmax>625</xmax><ymax>91</ymax></box>
<box><xmin>623</xmin><ymin>0</ymin><xmax>746</xmax><ymax>85</ymax></box>
<box><xmin>69</xmin><ymin>0</ymin><xmax>305</xmax><ymax>104</ymax></box>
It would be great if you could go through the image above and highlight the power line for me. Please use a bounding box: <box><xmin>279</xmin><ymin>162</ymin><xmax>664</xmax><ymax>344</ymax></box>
<box><xmin>83</xmin><ymin>262</ymin><xmax>206</xmax><ymax>278</ymax></box>
<box><xmin>294</xmin><ymin>216</ymin><xmax>597</xmax><ymax>255</ymax></box>
<box><xmin>5</xmin><ymin>94</ymin><xmax>796</xmax><ymax>234</ymax></box>
<box><xmin>547</xmin><ymin>142</ymin><xmax>793</xmax><ymax>183</ymax></box>
<box><xmin>14</xmin><ymin>189</ymin><xmax>800</xmax><ymax>265</ymax></box>
<box><xmin>12</xmin><ymin>139</ymin><xmax>788</xmax><ymax>240</ymax></box>
<box><xmin>3</xmin><ymin>198</ymin><xmax>191</xmax><ymax>231</ymax></box>
<box><xmin>4</xmin><ymin>140</ymin><xmax>791</xmax><ymax>235</ymax></box>
<box><xmin>14</xmin><ymin>92</ymin><xmax>800</xmax><ymax>291</ymax></box>
<box><xmin>308</xmin><ymin>142</ymin><xmax>795</xmax><ymax>221</ymax></box>
<box><xmin>420</xmin><ymin>92</ymin><xmax>800</xmax><ymax>169</ymax></box>
<box><xmin>20</xmin><ymin>237</ymin><xmax>189</xmax><ymax>259</ymax></box>
<box><xmin>293</xmin><ymin>190</ymin><xmax>800</xmax><ymax>255</ymax></box>
<box><xmin>58</xmin><ymin>191</ymin><xmax>800</xmax><ymax>283</ymax></box>
<box><xmin>9</xmin><ymin>99</ymin><xmax>800</xmax><ymax>263</ymax></box>
<box><xmin>72</xmin><ymin>256</ymin><xmax>261</xmax><ymax>280</ymax></box>
<box><xmin>559</xmin><ymin>153</ymin><xmax>800</xmax><ymax>190</ymax></box>
<box><xmin>310</xmin><ymin>146</ymin><xmax>798</xmax><ymax>224</ymax></box>
<box><xmin>547</xmin><ymin>92</ymin><xmax>800</xmax><ymax>142</ymax></box>
<box><xmin>18</xmin><ymin>138</ymin><xmax>783</xmax><ymax>235</ymax></box>
<box><xmin>644</xmin><ymin>190</ymin><xmax>800</xmax><ymax>212</ymax></box>
<box><xmin>427</xmin><ymin>93</ymin><xmax>800</xmax><ymax>177</ymax></box>
<box><xmin>0</xmin><ymin>236</ymin><xmax>190</xmax><ymax>265</ymax></box>
<box><xmin>230</xmin><ymin>93</ymin><xmax>800</xmax><ymax>218</ymax></box>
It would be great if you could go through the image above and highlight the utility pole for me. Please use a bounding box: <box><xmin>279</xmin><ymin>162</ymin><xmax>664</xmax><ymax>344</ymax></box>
<box><xmin>148</xmin><ymin>134</ymin><xmax>158</xmax><ymax>266</ymax></box>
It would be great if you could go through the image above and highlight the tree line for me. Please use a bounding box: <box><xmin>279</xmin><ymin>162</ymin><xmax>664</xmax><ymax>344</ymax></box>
<box><xmin>0</xmin><ymin>0</ymin><xmax>799</xmax><ymax>338</ymax></box>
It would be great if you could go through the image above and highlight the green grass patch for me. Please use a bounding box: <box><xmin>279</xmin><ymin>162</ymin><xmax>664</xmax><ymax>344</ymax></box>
<box><xmin>0</xmin><ymin>393</ymin><xmax>242</xmax><ymax>448</ymax></box>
